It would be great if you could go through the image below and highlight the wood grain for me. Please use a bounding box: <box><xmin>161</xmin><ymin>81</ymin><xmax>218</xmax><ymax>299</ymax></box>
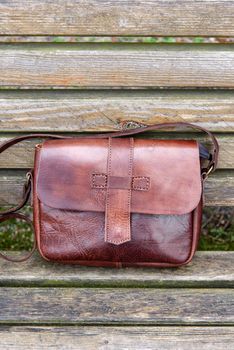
<box><xmin>0</xmin><ymin>170</ymin><xmax>233</xmax><ymax>206</ymax></box>
<box><xmin>204</xmin><ymin>171</ymin><xmax>234</xmax><ymax>206</ymax></box>
<box><xmin>0</xmin><ymin>326</ymin><xmax>233</xmax><ymax>350</ymax></box>
<box><xmin>0</xmin><ymin>91</ymin><xmax>233</xmax><ymax>132</ymax></box>
<box><xmin>0</xmin><ymin>252</ymin><xmax>233</xmax><ymax>288</ymax></box>
<box><xmin>0</xmin><ymin>287</ymin><xmax>233</xmax><ymax>324</ymax></box>
<box><xmin>0</xmin><ymin>1</ymin><xmax>234</xmax><ymax>36</ymax></box>
<box><xmin>0</xmin><ymin>44</ymin><xmax>233</xmax><ymax>88</ymax></box>
<box><xmin>0</xmin><ymin>134</ymin><xmax>232</xmax><ymax>169</ymax></box>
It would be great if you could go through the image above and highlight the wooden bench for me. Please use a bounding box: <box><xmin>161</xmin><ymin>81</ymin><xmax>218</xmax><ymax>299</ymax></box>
<box><xmin>0</xmin><ymin>0</ymin><xmax>233</xmax><ymax>348</ymax></box>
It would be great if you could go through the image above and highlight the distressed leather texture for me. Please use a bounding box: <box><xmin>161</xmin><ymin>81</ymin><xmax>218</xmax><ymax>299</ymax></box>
<box><xmin>33</xmin><ymin>137</ymin><xmax>203</xmax><ymax>267</ymax></box>
<box><xmin>36</xmin><ymin>138</ymin><xmax>201</xmax><ymax>214</ymax></box>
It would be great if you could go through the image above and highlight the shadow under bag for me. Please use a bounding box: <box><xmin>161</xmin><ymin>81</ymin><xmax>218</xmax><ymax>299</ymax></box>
<box><xmin>0</xmin><ymin>122</ymin><xmax>219</xmax><ymax>267</ymax></box>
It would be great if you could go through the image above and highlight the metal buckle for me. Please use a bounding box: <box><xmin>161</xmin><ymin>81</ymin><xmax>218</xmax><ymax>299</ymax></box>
<box><xmin>25</xmin><ymin>172</ymin><xmax>32</xmax><ymax>186</ymax></box>
<box><xmin>23</xmin><ymin>172</ymin><xmax>32</xmax><ymax>195</ymax></box>
<box><xmin>202</xmin><ymin>164</ymin><xmax>214</xmax><ymax>181</ymax></box>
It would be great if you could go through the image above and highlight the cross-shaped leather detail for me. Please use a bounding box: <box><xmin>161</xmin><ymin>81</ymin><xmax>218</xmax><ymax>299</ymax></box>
<box><xmin>91</xmin><ymin>138</ymin><xmax>150</xmax><ymax>245</ymax></box>
<box><xmin>92</xmin><ymin>174</ymin><xmax>150</xmax><ymax>191</ymax></box>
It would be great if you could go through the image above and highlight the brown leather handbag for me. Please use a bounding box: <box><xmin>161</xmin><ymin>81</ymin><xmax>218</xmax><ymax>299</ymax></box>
<box><xmin>0</xmin><ymin>122</ymin><xmax>219</xmax><ymax>267</ymax></box>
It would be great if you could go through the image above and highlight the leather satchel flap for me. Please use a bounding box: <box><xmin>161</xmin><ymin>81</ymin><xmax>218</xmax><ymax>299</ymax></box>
<box><xmin>35</xmin><ymin>138</ymin><xmax>202</xmax><ymax>217</ymax></box>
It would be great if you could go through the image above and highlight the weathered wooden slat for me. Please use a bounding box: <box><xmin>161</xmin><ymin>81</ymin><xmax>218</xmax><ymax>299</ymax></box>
<box><xmin>0</xmin><ymin>44</ymin><xmax>233</xmax><ymax>88</ymax></box>
<box><xmin>0</xmin><ymin>252</ymin><xmax>233</xmax><ymax>288</ymax></box>
<box><xmin>0</xmin><ymin>0</ymin><xmax>234</xmax><ymax>37</ymax></box>
<box><xmin>0</xmin><ymin>134</ymin><xmax>232</xmax><ymax>169</ymax></box>
<box><xmin>204</xmin><ymin>171</ymin><xmax>234</xmax><ymax>206</ymax></box>
<box><xmin>0</xmin><ymin>326</ymin><xmax>233</xmax><ymax>350</ymax></box>
<box><xmin>0</xmin><ymin>91</ymin><xmax>233</xmax><ymax>132</ymax></box>
<box><xmin>0</xmin><ymin>287</ymin><xmax>233</xmax><ymax>325</ymax></box>
<box><xmin>0</xmin><ymin>170</ymin><xmax>233</xmax><ymax>206</ymax></box>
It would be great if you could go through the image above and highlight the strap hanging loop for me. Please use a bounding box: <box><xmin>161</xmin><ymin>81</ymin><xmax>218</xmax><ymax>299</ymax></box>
<box><xmin>0</xmin><ymin>212</ymin><xmax>36</xmax><ymax>262</ymax></box>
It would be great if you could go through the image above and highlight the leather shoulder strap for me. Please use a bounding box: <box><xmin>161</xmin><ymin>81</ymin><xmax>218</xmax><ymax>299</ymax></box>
<box><xmin>108</xmin><ymin>122</ymin><xmax>219</xmax><ymax>172</ymax></box>
<box><xmin>0</xmin><ymin>122</ymin><xmax>219</xmax><ymax>170</ymax></box>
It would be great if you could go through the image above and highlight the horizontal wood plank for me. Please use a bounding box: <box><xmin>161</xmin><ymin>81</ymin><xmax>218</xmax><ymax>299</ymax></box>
<box><xmin>0</xmin><ymin>326</ymin><xmax>233</xmax><ymax>349</ymax></box>
<box><xmin>0</xmin><ymin>287</ymin><xmax>233</xmax><ymax>325</ymax></box>
<box><xmin>0</xmin><ymin>134</ymin><xmax>232</xmax><ymax>169</ymax></box>
<box><xmin>0</xmin><ymin>1</ymin><xmax>234</xmax><ymax>37</ymax></box>
<box><xmin>203</xmin><ymin>171</ymin><xmax>234</xmax><ymax>206</ymax></box>
<box><xmin>0</xmin><ymin>170</ymin><xmax>233</xmax><ymax>206</ymax></box>
<box><xmin>0</xmin><ymin>44</ymin><xmax>233</xmax><ymax>88</ymax></box>
<box><xmin>0</xmin><ymin>91</ymin><xmax>233</xmax><ymax>132</ymax></box>
<box><xmin>0</xmin><ymin>252</ymin><xmax>233</xmax><ymax>288</ymax></box>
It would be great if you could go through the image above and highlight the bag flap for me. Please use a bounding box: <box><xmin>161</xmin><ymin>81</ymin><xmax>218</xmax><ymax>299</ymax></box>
<box><xmin>35</xmin><ymin>138</ymin><xmax>202</xmax><ymax>216</ymax></box>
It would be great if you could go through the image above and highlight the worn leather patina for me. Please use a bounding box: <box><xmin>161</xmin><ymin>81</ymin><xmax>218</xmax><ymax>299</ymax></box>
<box><xmin>34</xmin><ymin>137</ymin><xmax>203</xmax><ymax>267</ymax></box>
<box><xmin>0</xmin><ymin>122</ymin><xmax>219</xmax><ymax>266</ymax></box>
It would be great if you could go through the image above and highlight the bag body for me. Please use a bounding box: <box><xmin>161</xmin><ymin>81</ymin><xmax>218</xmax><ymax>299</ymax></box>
<box><xmin>0</xmin><ymin>122</ymin><xmax>219</xmax><ymax>266</ymax></box>
<box><xmin>34</xmin><ymin>137</ymin><xmax>203</xmax><ymax>267</ymax></box>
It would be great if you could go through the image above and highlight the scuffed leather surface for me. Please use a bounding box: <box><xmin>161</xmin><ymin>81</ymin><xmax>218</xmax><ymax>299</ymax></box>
<box><xmin>36</xmin><ymin>138</ymin><xmax>202</xmax><ymax>215</ymax></box>
<box><xmin>33</xmin><ymin>137</ymin><xmax>203</xmax><ymax>267</ymax></box>
<box><xmin>37</xmin><ymin>202</ymin><xmax>193</xmax><ymax>265</ymax></box>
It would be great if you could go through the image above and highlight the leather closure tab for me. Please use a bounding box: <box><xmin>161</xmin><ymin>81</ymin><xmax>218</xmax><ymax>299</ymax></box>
<box><xmin>105</xmin><ymin>137</ymin><xmax>134</xmax><ymax>245</ymax></box>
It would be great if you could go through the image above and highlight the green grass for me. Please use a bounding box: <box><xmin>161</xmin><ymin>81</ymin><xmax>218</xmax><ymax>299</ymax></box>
<box><xmin>199</xmin><ymin>227</ymin><xmax>233</xmax><ymax>251</ymax></box>
<box><xmin>0</xmin><ymin>208</ymin><xmax>34</xmax><ymax>251</ymax></box>
<box><xmin>0</xmin><ymin>207</ymin><xmax>233</xmax><ymax>251</ymax></box>
<box><xmin>198</xmin><ymin>207</ymin><xmax>234</xmax><ymax>251</ymax></box>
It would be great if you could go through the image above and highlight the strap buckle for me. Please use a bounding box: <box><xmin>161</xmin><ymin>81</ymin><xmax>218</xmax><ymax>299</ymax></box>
<box><xmin>202</xmin><ymin>163</ymin><xmax>214</xmax><ymax>181</ymax></box>
<box><xmin>23</xmin><ymin>171</ymin><xmax>32</xmax><ymax>195</ymax></box>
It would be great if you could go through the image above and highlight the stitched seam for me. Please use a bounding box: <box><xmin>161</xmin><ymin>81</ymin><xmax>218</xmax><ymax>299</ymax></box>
<box><xmin>106</xmin><ymin>138</ymin><xmax>134</xmax><ymax>245</ymax></box>
<box><xmin>132</xmin><ymin>176</ymin><xmax>150</xmax><ymax>191</ymax></box>
<box><xmin>126</xmin><ymin>137</ymin><xmax>134</xmax><ymax>242</ymax></box>
<box><xmin>92</xmin><ymin>173</ymin><xmax>150</xmax><ymax>191</ymax></box>
<box><xmin>92</xmin><ymin>173</ymin><xmax>107</xmax><ymax>189</ymax></box>
<box><xmin>35</xmin><ymin>142</ymin><xmax>43</xmax><ymax>193</ymax></box>
<box><xmin>105</xmin><ymin>137</ymin><xmax>112</xmax><ymax>243</ymax></box>
<box><xmin>112</xmin><ymin>138</ymin><xmax>133</xmax><ymax>244</ymax></box>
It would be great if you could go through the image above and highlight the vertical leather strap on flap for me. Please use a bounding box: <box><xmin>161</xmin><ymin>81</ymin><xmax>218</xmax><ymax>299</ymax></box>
<box><xmin>105</xmin><ymin>137</ymin><xmax>134</xmax><ymax>245</ymax></box>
